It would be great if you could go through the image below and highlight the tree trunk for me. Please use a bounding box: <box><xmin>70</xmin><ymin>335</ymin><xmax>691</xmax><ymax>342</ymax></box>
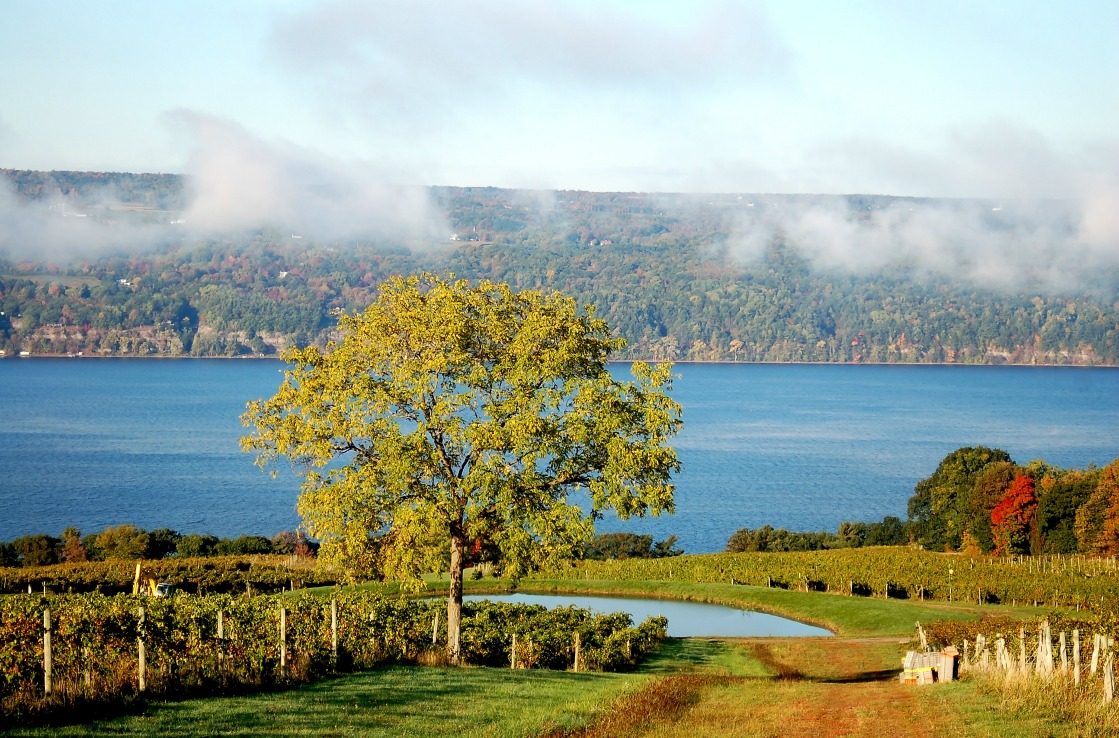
<box><xmin>447</xmin><ymin>533</ymin><xmax>465</xmax><ymax>665</ymax></box>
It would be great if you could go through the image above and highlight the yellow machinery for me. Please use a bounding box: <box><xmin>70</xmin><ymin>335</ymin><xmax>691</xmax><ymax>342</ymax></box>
<box><xmin>132</xmin><ymin>562</ymin><xmax>175</xmax><ymax>596</ymax></box>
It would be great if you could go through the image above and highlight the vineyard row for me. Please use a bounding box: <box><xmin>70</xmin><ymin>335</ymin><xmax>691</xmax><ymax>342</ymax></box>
<box><xmin>0</xmin><ymin>591</ymin><xmax>666</xmax><ymax>726</ymax></box>
<box><xmin>551</xmin><ymin>548</ymin><xmax>1119</xmax><ymax>612</ymax></box>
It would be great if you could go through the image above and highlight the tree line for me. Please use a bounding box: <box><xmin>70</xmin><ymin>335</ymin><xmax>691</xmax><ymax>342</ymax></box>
<box><xmin>908</xmin><ymin>448</ymin><xmax>1119</xmax><ymax>556</ymax></box>
<box><xmin>3</xmin><ymin>171</ymin><xmax>1118</xmax><ymax>365</ymax></box>
<box><xmin>724</xmin><ymin>448</ymin><xmax>1119</xmax><ymax>557</ymax></box>
<box><xmin>0</xmin><ymin>524</ymin><xmax>315</xmax><ymax>568</ymax></box>
<box><xmin>0</xmin><ymin>526</ymin><xmax>678</xmax><ymax>568</ymax></box>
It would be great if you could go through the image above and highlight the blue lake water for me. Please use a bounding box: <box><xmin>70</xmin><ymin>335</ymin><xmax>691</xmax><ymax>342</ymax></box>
<box><xmin>462</xmin><ymin>593</ymin><xmax>832</xmax><ymax>637</ymax></box>
<box><xmin>0</xmin><ymin>359</ymin><xmax>1116</xmax><ymax>552</ymax></box>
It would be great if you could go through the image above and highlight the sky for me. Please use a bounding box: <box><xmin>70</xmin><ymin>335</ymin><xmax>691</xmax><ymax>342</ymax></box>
<box><xmin>1</xmin><ymin>0</ymin><xmax>1116</xmax><ymax>198</ymax></box>
<box><xmin>1</xmin><ymin>1</ymin><xmax>1117</xmax><ymax>290</ymax></box>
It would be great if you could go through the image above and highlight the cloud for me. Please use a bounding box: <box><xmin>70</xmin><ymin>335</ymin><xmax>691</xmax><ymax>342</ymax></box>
<box><xmin>815</xmin><ymin>121</ymin><xmax>1112</xmax><ymax>201</ymax></box>
<box><xmin>170</xmin><ymin>111</ymin><xmax>446</xmax><ymax>241</ymax></box>
<box><xmin>0</xmin><ymin>177</ymin><xmax>176</xmax><ymax>261</ymax></box>
<box><xmin>724</xmin><ymin>194</ymin><xmax>1119</xmax><ymax>294</ymax></box>
<box><xmin>269</xmin><ymin>1</ymin><xmax>789</xmax><ymax>133</ymax></box>
<box><xmin>0</xmin><ymin>113</ymin><xmax>449</xmax><ymax>260</ymax></box>
<box><xmin>714</xmin><ymin>123</ymin><xmax>1119</xmax><ymax>293</ymax></box>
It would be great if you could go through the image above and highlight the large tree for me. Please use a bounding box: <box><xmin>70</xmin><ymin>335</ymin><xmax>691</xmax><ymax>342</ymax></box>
<box><xmin>242</xmin><ymin>274</ymin><xmax>681</xmax><ymax>663</ymax></box>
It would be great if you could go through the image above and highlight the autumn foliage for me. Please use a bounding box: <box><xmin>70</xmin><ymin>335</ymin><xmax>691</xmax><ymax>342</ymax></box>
<box><xmin>991</xmin><ymin>475</ymin><xmax>1037</xmax><ymax>556</ymax></box>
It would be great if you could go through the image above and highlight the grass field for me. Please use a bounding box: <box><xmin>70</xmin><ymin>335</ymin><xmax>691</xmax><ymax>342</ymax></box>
<box><xmin>4</xmin><ymin>636</ymin><xmax>1076</xmax><ymax>737</ymax></box>
<box><xmin>4</xmin><ymin>577</ymin><xmax>1081</xmax><ymax>737</ymax></box>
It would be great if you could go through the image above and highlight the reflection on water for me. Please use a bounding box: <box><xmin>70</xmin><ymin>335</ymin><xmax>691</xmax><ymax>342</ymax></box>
<box><xmin>463</xmin><ymin>593</ymin><xmax>832</xmax><ymax>638</ymax></box>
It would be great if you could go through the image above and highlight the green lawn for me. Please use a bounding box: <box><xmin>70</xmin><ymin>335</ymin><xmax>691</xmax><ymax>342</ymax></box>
<box><xmin>4</xmin><ymin>667</ymin><xmax>645</xmax><ymax>738</ymax></box>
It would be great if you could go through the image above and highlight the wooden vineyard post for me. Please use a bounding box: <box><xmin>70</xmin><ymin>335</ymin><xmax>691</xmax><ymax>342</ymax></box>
<box><xmin>1105</xmin><ymin>651</ymin><xmax>1115</xmax><ymax>704</ymax></box>
<box><xmin>42</xmin><ymin>608</ymin><xmax>52</xmax><ymax>695</ymax></box>
<box><xmin>432</xmin><ymin>611</ymin><xmax>439</xmax><ymax>646</ymax></box>
<box><xmin>137</xmin><ymin>607</ymin><xmax>147</xmax><ymax>693</ymax></box>
<box><xmin>510</xmin><ymin>632</ymin><xmax>517</xmax><ymax>669</ymax></box>
<box><xmin>1060</xmin><ymin>632</ymin><xmax>1068</xmax><ymax>673</ymax></box>
<box><xmin>1036</xmin><ymin>621</ymin><xmax>1054</xmax><ymax>678</ymax></box>
<box><xmin>331</xmin><ymin>599</ymin><xmax>339</xmax><ymax>671</ymax></box>
<box><xmin>1074</xmin><ymin>630</ymin><xmax>1081</xmax><ymax>685</ymax></box>
<box><xmin>82</xmin><ymin>647</ymin><xmax>91</xmax><ymax>690</ymax></box>
<box><xmin>217</xmin><ymin>610</ymin><xmax>225</xmax><ymax>671</ymax></box>
<box><xmin>573</xmin><ymin>632</ymin><xmax>581</xmax><ymax>673</ymax></box>
<box><xmin>1091</xmin><ymin>634</ymin><xmax>1101</xmax><ymax>676</ymax></box>
<box><xmin>278</xmin><ymin>606</ymin><xmax>287</xmax><ymax>676</ymax></box>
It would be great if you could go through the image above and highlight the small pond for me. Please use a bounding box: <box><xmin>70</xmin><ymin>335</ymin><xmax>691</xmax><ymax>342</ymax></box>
<box><xmin>463</xmin><ymin>593</ymin><xmax>832</xmax><ymax>638</ymax></box>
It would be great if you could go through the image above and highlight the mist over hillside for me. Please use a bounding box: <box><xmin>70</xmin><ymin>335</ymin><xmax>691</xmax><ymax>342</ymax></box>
<box><xmin>1</xmin><ymin>168</ymin><xmax>1117</xmax><ymax>365</ymax></box>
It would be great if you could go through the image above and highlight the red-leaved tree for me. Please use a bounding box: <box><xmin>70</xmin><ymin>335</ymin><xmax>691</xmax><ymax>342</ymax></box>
<box><xmin>991</xmin><ymin>475</ymin><xmax>1037</xmax><ymax>556</ymax></box>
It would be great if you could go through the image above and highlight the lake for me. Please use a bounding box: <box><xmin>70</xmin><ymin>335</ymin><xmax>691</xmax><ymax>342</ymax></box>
<box><xmin>0</xmin><ymin>359</ymin><xmax>1116</xmax><ymax>552</ymax></box>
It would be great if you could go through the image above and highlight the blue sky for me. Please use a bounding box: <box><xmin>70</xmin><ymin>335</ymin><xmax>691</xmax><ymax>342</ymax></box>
<box><xmin>1</xmin><ymin>0</ymin><xmax>1115</xmax><ymax>198</ymax></box>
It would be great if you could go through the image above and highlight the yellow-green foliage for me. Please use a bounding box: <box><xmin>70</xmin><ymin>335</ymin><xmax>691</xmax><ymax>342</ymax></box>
<box><xmin>0</xmin><ymin>555</ymin><xmax>326</xmax><ymax>595</ymax></box>
<box><xmin>241</xmin><ymin>274</ymin><xmax>682</xmax><ymax>587</ymax></box>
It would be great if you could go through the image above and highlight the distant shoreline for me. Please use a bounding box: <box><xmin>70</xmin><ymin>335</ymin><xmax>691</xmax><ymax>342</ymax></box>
<box><xmin>3</xmin><ymin>353</ymin><xmax>1117</xmax><ymax>369</ymax></box>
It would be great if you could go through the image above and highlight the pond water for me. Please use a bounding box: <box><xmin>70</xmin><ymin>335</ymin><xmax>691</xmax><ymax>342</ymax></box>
<box><xmin>462</xmin><ymin>593</ymin><xmax>832</xmax><ymax>638</ymax></box>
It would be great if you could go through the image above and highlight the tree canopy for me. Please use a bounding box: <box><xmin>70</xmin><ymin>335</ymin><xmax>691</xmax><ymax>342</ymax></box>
<box><xmin>907</xmin><ymin>446</ymin><xmax>1012</xmax><ymax>551</ymax></box>
<box><xmin>241</xmin><ymin>274</ymin><xmax>681</xmax><ymax>663</ymax></box>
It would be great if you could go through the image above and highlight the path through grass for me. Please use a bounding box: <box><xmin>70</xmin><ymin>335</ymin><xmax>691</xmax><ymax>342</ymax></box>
<box><xmin>573</xmin><ymin>638</ymin><xmax>1076</xmax><ymax>738</ymax></box>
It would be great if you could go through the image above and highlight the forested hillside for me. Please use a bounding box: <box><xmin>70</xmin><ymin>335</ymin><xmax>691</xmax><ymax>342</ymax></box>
<box><xmin>2</xmin><ymin>170</ymin><xmax>1117</xmax><ymax>363</ymax></box>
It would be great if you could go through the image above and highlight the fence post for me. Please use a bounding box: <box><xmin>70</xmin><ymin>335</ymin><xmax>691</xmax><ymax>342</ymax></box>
<box><xmin>432</xmin><ymin>611</ymin><xmax>439</xmax><ymax>646</ymax></box>
<box><xmin>82</xmin><ymin>646</ymin><xmax>91</xmax><ymax>690</ymax></box>
<box><xmin>1091</xmin><ymin>634</ymin><xmax>1101</xmax><ymax>676</ymax></box>
<box><xmin>1105</xmin><ymin>652</ymin><xmax>1115</xmax><ymax>703</ymax></box>
<box><xmin>43</xmin><ymin>608</ymin><xmax>52</xmax><ymax>695</ymax></box>
<box><xmin>1060</xmin><ymin>632</ymin><xmax>1068</xmax><ymax>674</ymax></box>
<box><xmin>331</xmin><ymin>599</ymin><xmax>339</xmax><ymax>671</ymax></box>
<box><xmin>217</xmin><ymin>610</ymin><xmax>225</xmax><ymax>671</ymax></box>
<box><xmin>279</xmin><ymin>606</ymin><xmax>287</xmax><ymax>676</ymax></box>
<box><xmin>510</xmin><ymin>632</ymin><xmax>517</xmax><ymax>669</ymax></box>
<box><xmin>1074</xmin><ymin>630</ymin><xmax>1081</xmax><ymax>685</ymax></box>
<box><xmin>137</xmin><ymin>606</ymin><xmax>146</xmax><ymax>692</ymax></box>
<box><xmin>573</xmin><ymin>632</ymin><xmax>581</xmax><ymax>673</ymax></box>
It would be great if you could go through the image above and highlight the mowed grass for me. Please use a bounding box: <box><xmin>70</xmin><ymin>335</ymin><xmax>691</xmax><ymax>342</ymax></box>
<box><xmin>3</xmin><ymin>667</ymin><xmax>645</xmax><ymax>738</ymax></box>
